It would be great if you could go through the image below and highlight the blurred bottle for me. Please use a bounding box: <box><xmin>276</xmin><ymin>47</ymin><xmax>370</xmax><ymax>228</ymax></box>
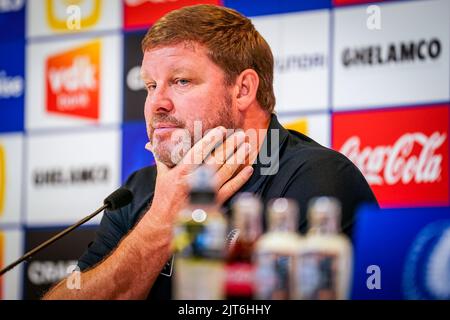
<box><xmin>291</xmin><ymin>197</ymin><xmax>352</xmax><ymax>300</ymax></box>
<box><xmin>225</xmin><ymin>193</ymin><xmax>263</xmax><ymax>300</ymax></box>
<box><xmin>172</xmin><ymin>166</ymin><xmax>228</xmax><ymax>300</ymax></box>
<box><xmin>254</xmin><ymin>198</ymin><xmax>303</xmax><ymax>300</ymax></box>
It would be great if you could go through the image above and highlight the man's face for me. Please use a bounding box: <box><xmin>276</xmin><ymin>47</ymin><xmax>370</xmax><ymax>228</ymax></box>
<box><xmin>141</xmin><ymin>42</ymin><xmax>239</xmax><ymax>167</ymax></box>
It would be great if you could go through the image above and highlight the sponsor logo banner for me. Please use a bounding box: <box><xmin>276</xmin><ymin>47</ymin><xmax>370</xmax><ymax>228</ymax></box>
<box><xmin>225</xmin><ymin>0</ymin><xmax>331</xmax><ymax>17</ymax></box>
<box><xmin>122</xmin><ymin>122</ymin><xmax>155</xmax><ymax>183</ymax></box>
<box><xmin>0</xmin><ymin>134</ymin><xmax>23</xmax><ymax>225</ymax></box>
<box><xmin>0</xmin><ymin>229</ymin><xmax>23</xmax><ymax>300</ymax></box>
<box><xmin>0</xmin><ymin>0</ymin><xmax>25</xmax><ymax>41</ymax></box>
<box><xmin>124</xmin><ymin>0</ymin><xmax>221</xmax><ymax>30</ymax></box>
<box><xmin>27</xmin><ymin>0</ymin><xmax>121</xmax><ymax>38</ymax></box>
<box><xmin>333</xmin><ymin>0</ymin><xmax>450</xmax><ymax>110</ymax></box>
<box><xmin>46</xmin><ymin>40</ymin><xmax>100</xmax><ymax>121</ymax></box>
<box><xmin>252</xmin><ymin>10</ymin><xmax>329</xmax><ymax>113</ymax></box>
<box><xmin>124</xmin><ymin>31</ymin><xmax>146</xmax><ymax>122</ymax></box>
<box><xmin>26</xmin><ymin>129</ymin><xmax>120</xmax><ymax>226</ymax></box>
<box><xmin>26</xmin><ymin>35</ymin><xmax>121</xmax><ymax>130</ymax></box>
<box><xmin>352</xmin><ymin>206</ymin><xmax>450</xmax><ymax>299</ymax></box>
<box><xmin>279</xmin><ymin>113</ymin><xmax>330</xmax><ymax>148</ymax></box>
<box><xmin>332</xmin><ymin>105</ymin><xmax>449</xmax><ymax>207</ymax></box>
<box><xmin>0</xmin><ymin>40</ymin><xmax>24</xmax><ymax>133</ymax></box>
<box><xmin>23</xmin><ymin>227</ymin><xmax>96</xmax><ymax>299</ymax></box>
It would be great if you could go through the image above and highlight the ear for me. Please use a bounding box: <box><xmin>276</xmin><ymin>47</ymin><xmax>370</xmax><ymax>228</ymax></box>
<box><xmin>234</xmin><ymin>69</ymin><xmax>259</xmax><ymax>112</ymax></box>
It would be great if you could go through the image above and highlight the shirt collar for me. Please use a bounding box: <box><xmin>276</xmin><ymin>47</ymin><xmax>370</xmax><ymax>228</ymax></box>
<box><xmin>249</xmin><ymin>113</ymin><xmax>289</xmax><ymax>177</ymax></box>
<box><xmin>225</xmin><ymin>113</ymin><xmax>289</xmax><ymax>203</ymax></box>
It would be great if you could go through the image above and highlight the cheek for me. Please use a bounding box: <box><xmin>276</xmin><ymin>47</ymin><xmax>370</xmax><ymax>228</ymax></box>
<box><xmin>184</xmin><ymin>89</ymin><xmax>217</xmax><ymax>111</ymax></box>
<box><xmin>173</xmin><ymin>94</ymin><xmax>209</xmax><ymax>118</ymax></box>
<box><xmin>143</xmin><ymin>94</ymin><xmax>152</xmax><ymax>120</ymax></box>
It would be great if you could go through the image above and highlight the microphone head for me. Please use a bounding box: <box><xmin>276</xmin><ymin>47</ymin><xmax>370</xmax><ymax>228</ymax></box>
<box><xmin>104</xmin><ymin>188</ymin><xmax>133</xmax><ymax>210</ymax></box>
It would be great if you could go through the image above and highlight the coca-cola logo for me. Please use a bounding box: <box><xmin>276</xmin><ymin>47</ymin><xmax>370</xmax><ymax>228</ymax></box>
<box><xmin>340</xmin><ymin>132</ymin><xmax>446</xmax><ymax>186</ymax></box>
<box><xmin>333</xmin><ymin>105</ymin><xmax>449</xmax><ymax>207</ymax></box>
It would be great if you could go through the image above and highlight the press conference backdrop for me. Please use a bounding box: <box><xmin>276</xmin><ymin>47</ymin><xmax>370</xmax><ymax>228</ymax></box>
<box><xmin>0</xmin><ymin>0</ymin><xmax>449</xmax><ymax>299</ymax></box>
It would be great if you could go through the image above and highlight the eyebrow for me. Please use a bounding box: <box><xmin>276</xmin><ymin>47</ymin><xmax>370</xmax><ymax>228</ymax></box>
<box><xmin>140</xmin><ymin>70</ymin><xmax>146</xmax><ymax>80</ymax></box>
<box><xmin>141</xmin><ymin>66</ymin><xmax>197</xmax><ymax>81</ymax></box>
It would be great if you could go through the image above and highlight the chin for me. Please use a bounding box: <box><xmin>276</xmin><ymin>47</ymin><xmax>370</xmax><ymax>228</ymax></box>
<box><xmin>153</xmin><ymin>143</ymin><xmax>188</xmax><ymax>168</ymax></box>
<box><xmin>153</xmin><ymin>152</ymin><xmax>177</xmax><ymax>168</ymax></box>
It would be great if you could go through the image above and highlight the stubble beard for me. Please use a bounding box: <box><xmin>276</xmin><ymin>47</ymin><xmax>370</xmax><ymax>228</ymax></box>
<box><xmin>148</xmin><ymin>94</ymin><xmax>238</xmax><ymax>168</ymax></box>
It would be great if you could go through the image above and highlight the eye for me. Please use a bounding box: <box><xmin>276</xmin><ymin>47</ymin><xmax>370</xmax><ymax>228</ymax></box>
<box><xmin>175</xmin><ymin>78</ymin><xmax>190</xmax><ymax>86</ymax></box>
<box><xmin>146</xmin><ymin>82</ymin><xmax>156</xmax><ymax>91</ymax></box>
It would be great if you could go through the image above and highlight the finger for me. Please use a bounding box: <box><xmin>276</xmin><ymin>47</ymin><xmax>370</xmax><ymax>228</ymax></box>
<box><xmin>215</xmin><ymin>142</ymin><xmax>251</xmax><ymax>188</ymax></box>
<box><xmin>180</xmin><ymin>126</ymin><xmax>227</xmax><ymax>169</ymax></box>
<box><xmin>216</xmin><ymin>166</ymin><xmax>254</xmax><ymax>206</ymax></box>
<box><xmin>204</xmin><ymin>130</ymin><xmax>246</xmax><ymax>170</ymax></box>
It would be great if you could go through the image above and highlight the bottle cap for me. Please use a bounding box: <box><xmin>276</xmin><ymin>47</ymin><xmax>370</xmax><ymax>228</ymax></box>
<box><xmin>307</xmin><ymin>196</ymin><xmax>341</xmax><ymax>235</ymax></box>
<box><xmin>231</xmin><ymin>192</ymin><xmax>263</xmax><ymax>241</ymax></box>
<box><xmin>267</xmin><ymin>198</ymin><xmax>299</xmax><ymax>232</ymax></box>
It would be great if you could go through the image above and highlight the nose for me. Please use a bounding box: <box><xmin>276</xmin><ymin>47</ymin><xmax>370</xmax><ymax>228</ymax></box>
<box><xmin>144</xmin><ymin>83</ymin><xmax>174</xmax><ymax>115</ymax></box>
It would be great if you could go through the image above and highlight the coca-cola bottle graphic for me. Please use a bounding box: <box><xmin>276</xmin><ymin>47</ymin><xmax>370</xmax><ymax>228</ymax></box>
<box><xmin>225</xmin><ymin>193</ymin><xmax>263</xmax><ymax>300</ymax></box>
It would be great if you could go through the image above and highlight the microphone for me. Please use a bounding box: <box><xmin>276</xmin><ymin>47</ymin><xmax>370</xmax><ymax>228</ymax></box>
<box><xmin>0</xmin><ymin>187</ymin><xmax>133</xmax><ymax>277</ymax></box>
<box><xmin>104</xmin><ymin>187</ymin><xmax>134</xmax><ymax>210</ymax></box>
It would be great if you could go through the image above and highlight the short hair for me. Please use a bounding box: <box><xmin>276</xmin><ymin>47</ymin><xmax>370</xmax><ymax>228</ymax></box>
<box><xmin>142</xmin><ymin>4</ymin><xmax>275</xmax><ymax>114</ymax></box>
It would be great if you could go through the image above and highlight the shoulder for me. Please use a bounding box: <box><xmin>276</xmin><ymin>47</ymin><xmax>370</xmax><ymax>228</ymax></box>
<box><xmin>289</xmin><ymin>144</ymin><xmax>370</xmax><ymax>191</ymax></box>
<box><xmin>124</xmin><ymin>165</ymin><xmax>157</xmax><ymax>195</ymax></box>
<box><xmin>276</xmin><ymin>133</ymin><xmax>378</xmax><ymax>237</ymax></box>
<box><xmin>277</xmin><ymin>131</ymin><xmax>377</xmax><ymax>205</ymax></box>
<box><xmin>283</xmin><ymin>130</ymin><xmax>358</xmax><ymax>174</ymax></box>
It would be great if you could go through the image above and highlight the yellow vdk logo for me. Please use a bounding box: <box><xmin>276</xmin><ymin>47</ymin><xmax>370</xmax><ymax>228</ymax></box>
<box><xmin>0</xmin><ymin>145</ymin><xmax>5</xmax><ymax>216</ymax></box>
<box><xmin>46</xmin><ymin>0</ymin><xmax>102</xmax><ymax>30</ymax></box>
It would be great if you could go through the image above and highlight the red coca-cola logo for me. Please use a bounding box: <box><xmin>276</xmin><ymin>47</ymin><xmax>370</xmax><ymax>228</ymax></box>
<box><xmin>332</xmin><ymin>105</ymin><xmax>449</xmax><ymax>207</ymax></box>
<box><xmin>225</xmin><ymin>262</ymin><xmax>254</xmax><ymax>298</ymax></box>
<box><xmin>341</xmin><ymin>132</ymin><xmax>446</xmax><ymax>186</ymax></box>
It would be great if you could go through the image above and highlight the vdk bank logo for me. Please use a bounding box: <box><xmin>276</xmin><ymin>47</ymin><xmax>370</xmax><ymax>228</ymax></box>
<box><xmin>0</xmin><ymin>145</ymin><xmax>5</xmax><ymax>216</ymax></box>
<box><xmin>46</xmin><ymin>0</ymin><xmax>102</xmax><ymax>30</ymax></box>
<box><xmin>46</xmin><ymin>40</ymin><xmax>101</xmax><ymax>120</ymax></box>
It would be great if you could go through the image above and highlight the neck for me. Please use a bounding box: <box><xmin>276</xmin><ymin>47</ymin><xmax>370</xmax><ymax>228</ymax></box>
<box><xmin>240</xmin><ymin>108</ymin><xmax>272</xmax><ymax>167</ymax></box>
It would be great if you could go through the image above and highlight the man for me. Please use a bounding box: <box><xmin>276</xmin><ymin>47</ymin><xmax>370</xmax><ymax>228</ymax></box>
<box><xmin>43</xmin><ymin>4</ymin><xmax>377</xmax><ymax>300</ymax></box>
